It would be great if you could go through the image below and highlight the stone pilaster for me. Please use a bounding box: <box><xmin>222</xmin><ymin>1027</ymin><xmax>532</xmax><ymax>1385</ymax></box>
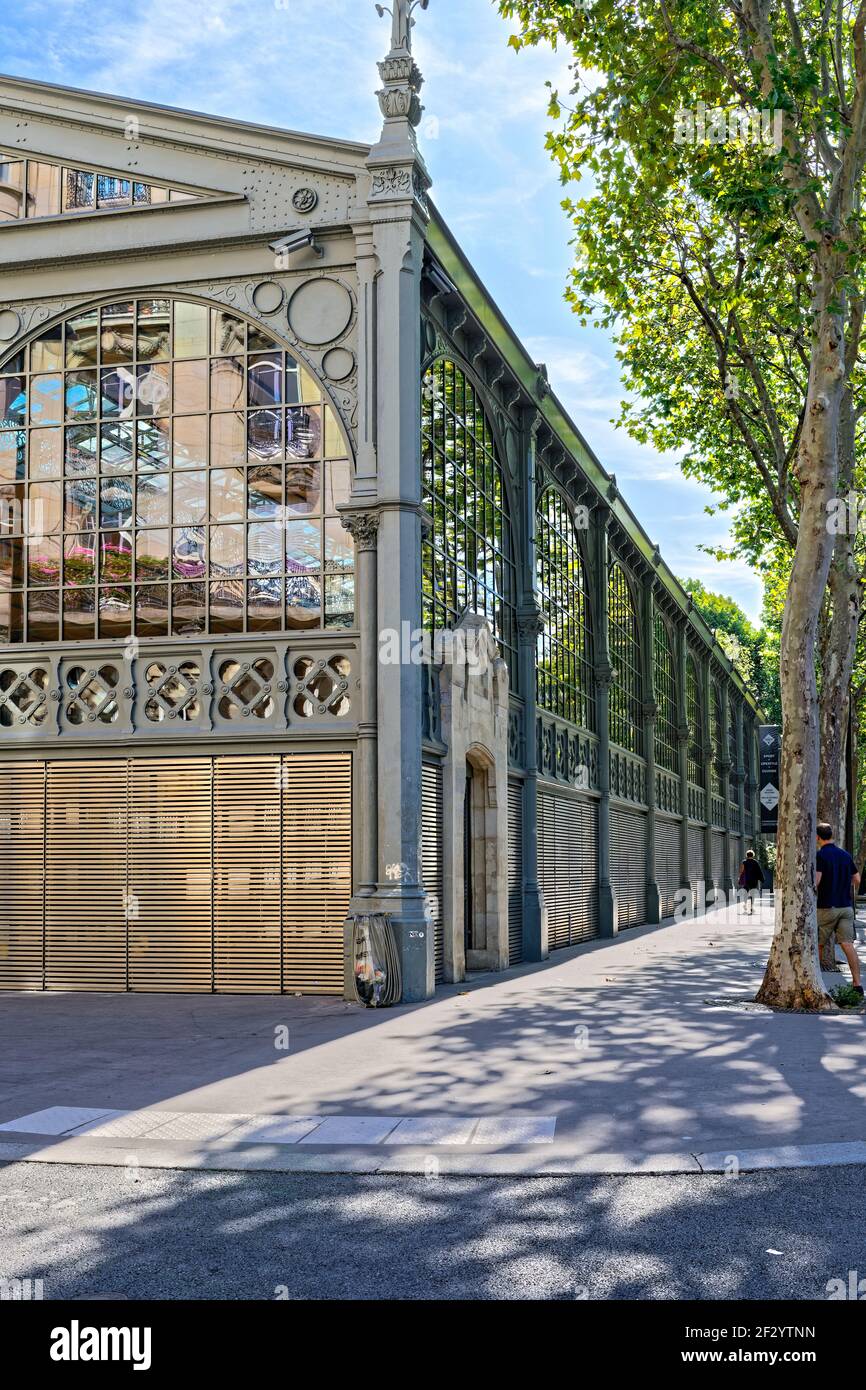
<box><xmin>593</xmin><ymin>507</ymin><xmax>616</xmax><ymax>937</ymax></box>
<box><xmin>641</xmin><ymin>575</ymin><xmax>660</xmax><ymax>924</ymax></box>
<box><xmin>517</xmin><ymin>411</ymin><xmax>546</xmax><ymax>962</ymax></box>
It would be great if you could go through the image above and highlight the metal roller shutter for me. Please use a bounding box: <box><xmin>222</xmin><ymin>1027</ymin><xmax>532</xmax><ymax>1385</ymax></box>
<box><xmin>421</xmin><ymin>761</ymin><xmax>445</xmax><ymax>984</ymax></box>
<box><xmin>655</xmin><ymin>816</ymin><xmax>680</xmax><ymax>918</ymax></box>
<box><xmin>45</xmin><ymin>760</ymin><xmax>128</xmax><ymax>991</ymax></box>
<box><xmin>610</xmin><ymin>806</ymin><xmax>647</xmax><ymax>930</ymax></box>
<box><xmin>128</xmin><ymin>758</ymin><xmax>213</xmax><ymax>993</ymax></box>
<box><xmin>508</xmin><ymin>779</ymin><xmax>524</xmax><ymax>965</ymax></box>
<box><xmin>0</xmin><ymin>762</ymin><xmax>45</xmax><ymax>989</ymax></box>
<box><xmin>712</xmin><ymin>829</ymin><xmax>726</xmax><ymax>886</ymax></box>
<box><xmin>538</xmin><ymin>791</ymin><xmax>598</xmax><ymax>949</ymax></box>
<box><xmin>214</xmin><ymin>755</ymin><xmax>282</xmax><ymax>993</ymax></box>
<box><xmin>688</xmin><ymin>824</ymin><xmax>705</xmax><ymax>883</ymax></box>
<box><xmin>730</xmin><ymin>836</ymin><xmax>743</xmax><ymax>885</ymax></box>
<box><xmin>282</xmin><ymin>752</ymin><xmax>351</xmax><ymax>995</ymax></box>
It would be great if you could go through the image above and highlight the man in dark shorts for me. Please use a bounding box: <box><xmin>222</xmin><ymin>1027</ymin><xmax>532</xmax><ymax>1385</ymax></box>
<box><xmin>816</xmin><ymin>822</ymin><xmax>863</xmax><ymax>995</ymax></box>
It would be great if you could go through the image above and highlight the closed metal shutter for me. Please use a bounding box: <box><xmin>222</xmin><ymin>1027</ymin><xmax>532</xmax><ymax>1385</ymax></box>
<box><xmin>214</xmin><ymin>755</ymin><xmax>282</xmax><ymax>993</ymax></box>
<box><xmin>712</xmin><ymin>829</ymin><xmax>726</xmax><ymax>885</ymax></box>
<box><xmin>0</xmin><ymin>762</ymin><xmax>45</xmax><ymax>989</ymax></box>
<box><xmin>129</xmin><ymin>758</ymin><xmax>213</xmax><ymax>993</ymax></box>
<box><xmin>282</xmin><ymin>752</ymin><xmax>351</xmax><ymax>995</ymax></box>
<box><xmin>538</xmin><ymin>791</ymin><xmax>598</xmax><ymax>949</ymax></box>
<box><xmin>508</xmin><ymin>779</ymin><xmax>523</xmax><ymax>965</ymax></box>
<box><xmin>45</xmin><ymin>760</ymin><xmax>128</xmax><ymax>992</ymax></box>
<box><xmin>421</xmin><ymin>761</ymin><xmax>445</xmax><ymax>984</ymax></box>
<box><xmin>688</xmin><ymin>824</ymin><xmax>705</xmax><ymax>883</ymax></box>
<box><xmin>655</xmin><ymin>816</ymin><xmax>680</xmax><ymax>918</ymax></box>
<box><xmin>730</xmin><ymin>836</ymin><xmax>743</xmax><ymax>885</ymax></box>
<box><xmin>610</xmin><ymin>806</ymin><xmax>647</xmax><ymax>930</ymax></box>
<box><xmin>0</xmin><ymin>751</ymin><xmax>351</xmax><ymax>996</ymax></box>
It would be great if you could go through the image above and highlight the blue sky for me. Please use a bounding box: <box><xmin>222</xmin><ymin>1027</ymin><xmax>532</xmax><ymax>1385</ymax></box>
<box><xmin>3</xmin><ymin>0</ymin><xmax>763</xmax><ymax>621</ymax></box>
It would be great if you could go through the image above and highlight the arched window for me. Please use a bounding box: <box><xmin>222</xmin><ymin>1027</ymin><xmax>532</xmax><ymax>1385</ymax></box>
<box><xmin>608</xmin><ymin>560</ymin><xmax>642</xmax><ymax>754</ymax></box>
<box><xmin>421</xmin><ymin>358</ymin><xmax>517</xmax><ymax>677</ymax></box>
<box><xmin>653</xmin><ymin>612</ymin><xmax>678</xmax><ymax>772</ymax></box>
<box><xmin>686</xmin><ymin>653</ymin><xmax>703</xmax><ymax>785</ymax></box>
<box><xmin>710</xmin><ymin>680</ymin><xmax>725</xmax><ymax>796</ymax></box>
<box><xmin>0</xmin><ymin>297</ymin><xmax>353</xmax><ymax>642</ymax></box>
<box><xmin>536</xmin><ymin>486</ymin><xmax>594</xmax><ymax>729</ymax></box>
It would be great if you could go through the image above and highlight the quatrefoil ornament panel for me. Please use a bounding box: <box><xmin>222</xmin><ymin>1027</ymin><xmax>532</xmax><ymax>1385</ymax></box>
<box><xmin>0</xmin><ymin>667</ymin><xmax>50</xmax><ymax>728</ymax></box>
<box><xmin>65</xmin><ymin>665</ymin><xmax>121</xmax><ymax>726</ymax></box>
<box><xmin>292</xmin><ymin>654</ymin><xmax>352</xmax><ymax>719</ymax></box>
<box><xmin>143</xmin><ymin>661</ymin><xmax>205</xmax><ymax>723</ymax></box>
<box><xmin>217</xmin><ymin>657</ymin><xmax>278</xmax><ymax>722</ymax></box>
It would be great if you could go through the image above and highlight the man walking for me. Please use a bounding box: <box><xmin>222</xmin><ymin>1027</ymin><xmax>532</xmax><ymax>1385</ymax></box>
<box><xmin>739</xmin><ymin>850</ymin><xmax>764</xmax><ymax>914</ymax></box>
<box><xmin>816</xmin><ymin>822</ymin><xmax>863</xmax><ymax>996</ymax></box>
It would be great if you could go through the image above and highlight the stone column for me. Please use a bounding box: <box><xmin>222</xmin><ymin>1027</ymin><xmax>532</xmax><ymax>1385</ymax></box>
<box><xmin>640</xmin><ymin>574</ymin><xmax>661</xmax><ymax>924</ymax></box>
<box><xmin>517</xmin><ymin>411</ymin><xmax>546</xmax><ymax>961</ymax></box>
<box><xmin>338</xmin><ymin>509</ymin><xmax>379</xmax><ymax>897</ymax></box>
<box><xmin>592</xmin><ymin>505</ymin><xmax>616</xmax><ymax>937</ymax></box>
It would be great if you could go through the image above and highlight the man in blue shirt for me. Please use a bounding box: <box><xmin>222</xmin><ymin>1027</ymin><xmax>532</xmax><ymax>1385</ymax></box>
<box><xmin>816</xmin><ymin>822</ymin><xmax>862</xmax><ymax>995</ymax></box>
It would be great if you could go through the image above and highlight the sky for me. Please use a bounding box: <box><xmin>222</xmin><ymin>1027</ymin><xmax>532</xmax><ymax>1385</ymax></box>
<box><xmin>2</xmin><ymin>0</ymin><xmax>763</xmax><ymax>622</ymax></box>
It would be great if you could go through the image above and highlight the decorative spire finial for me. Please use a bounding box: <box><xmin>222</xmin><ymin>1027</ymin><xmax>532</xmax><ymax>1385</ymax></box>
<box><xmin>375</xmin><ymin>0</ymin><xmax>429</xmax><ymax>56</ymax></box>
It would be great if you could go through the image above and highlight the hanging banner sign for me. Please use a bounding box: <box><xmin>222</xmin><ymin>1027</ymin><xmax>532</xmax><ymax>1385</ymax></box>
<box><xmin>759</xmin><ymin>725</ymin><xmax>781</xmax><ymax>834</ymax></box>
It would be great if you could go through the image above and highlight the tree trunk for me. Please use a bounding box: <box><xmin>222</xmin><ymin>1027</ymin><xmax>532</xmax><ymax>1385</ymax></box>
<box><xmin>757</xmin><ymin>291</ymin><xmax>843</xmax><ymax>1011</ymax></box>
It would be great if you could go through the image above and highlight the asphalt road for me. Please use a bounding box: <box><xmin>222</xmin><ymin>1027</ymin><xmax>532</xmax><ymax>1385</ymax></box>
<box><xmin>0</xmin><ymin>1159</ymin><xmax>863</xmax><ymax>1300</ymax></box>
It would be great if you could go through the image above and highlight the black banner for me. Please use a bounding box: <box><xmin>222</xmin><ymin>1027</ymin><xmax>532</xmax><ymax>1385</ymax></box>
<box><xmin>759</xmin><ymin>724</ymin><xmax>781</xmax><ymax>835</ymax></box>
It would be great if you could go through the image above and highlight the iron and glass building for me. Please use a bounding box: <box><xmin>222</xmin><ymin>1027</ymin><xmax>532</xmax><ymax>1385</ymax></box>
<box><xmin>0</xmin><ymin>13</ymin><xmax>762</xmax><ymax>1002</ymax></box>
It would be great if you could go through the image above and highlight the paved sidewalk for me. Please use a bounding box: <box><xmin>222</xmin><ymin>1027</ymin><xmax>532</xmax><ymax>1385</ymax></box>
<box><xmin>1</xmin><ymin>900</ymin><xmax>864</xmax><ymax>1175</ymax></box>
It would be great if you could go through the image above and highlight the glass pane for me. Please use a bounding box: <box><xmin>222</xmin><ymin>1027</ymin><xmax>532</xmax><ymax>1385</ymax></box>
<box><xmin>209</xmin><ymin>467</ymin><xmax>245</xmax><ymax>523</ymax></box>
<box><xmin>172</xmin><ymin>581</ymin><xmax>206</xmax><ymax>635</ymax></box>
<box><xmin>65</xmin><ymin>370</ymin><xmax>98</xmax><ymax>420</ymax></box>
<box><xmin>172</xmin><ymin>526</ymin><xmax>206</xmax><ymax>579</ymax></box>
<box><xmin>100</xmin><ymin>421</ymin><xmax>134</xmax><ymax>474</ymax></box>
<box><xmin>324</xmin><ymin>573</ymin><xmax>355</xmax><ymax>629</ymax></box>
<box><xmin>100</xmin><ymin>477</ymin><xmax>132</xmax><ymax>527</ymax></box>
<box><xmin>248</xmin><ymin>409</ymin><xmax>283</xmax><ymax>461</ymax></box>
<box><xmin>247</xmin><ymin>465</ymin><xmax>282</xmax><ymax>518</ymax></box>
<box><xmin>0</xmin><ymin>589</ymin><xmax>24</xmax><ymax>641</ymax></box>
<box><xmin>0</xmin><ymin>538</ymin><xmax>24</xmax><ymax>589</ymax></box>
<box><xmin>135</xmin><ymin>584</ymin><xmax>168</xmax><ymax>637</ymax></box>
<box><xmin>135</xmin><ymin>529</ymin><xmax>169</xmax><ymax>581</ymax></box>
<box><xmin>96</xmin><ymin>175</ymin><xmax>131</xmax><ymax>208</ymax></box>
<box><xmin>247</xmin><ymin>578</ymin><xmax>281</xmax><ymax>631</ymax></box>
<box><xmin>65</xmin><ymin>478</ymin><xmax>98</xmax><ymax>530</ymax></box>
<box><xmin>0</xmin><ymin>376</ymin><xmax>26</xmax><ymax>422</ymax></box>
<box><xmin>100</xmin><ymin>303</ymin><xmax>134</xmax><ymax>364</ymax></box>
<box><xmin>28</xmin><ymin>536</ymin><xmax>61</xmax><ymax>587</ymax></box>
<box><xmin>173</xmin><ymin>302</ymin><xmax>208</xmax><ymax>359</ymax></box>
<box><xmin>100</xmin><ymin>530</ymin><xmax>133</xmax><ymax>582</ymax></box>
<box><xmin>64</xmin><ymin>170</ymin><xmax>95</xmax><ymax>211</ymax></box>
<box><xmin>324</xmin><ymin>518</ymin><xmax>353</xmax><ymax>571</ymax></box>
<box><xmin>63</xmin><ymin>533</ymin><xmax>96</xmax><ymax>587</ymax></box>
<box><xmin>286</xmin><ymin>460</ymin><xmax>321</xmax><ymax>516</ymax></box>
<box><xmin>173</xmin><ymin>360</ymin><xmax>208</xmax><ymax>415</ymax></box>
<box><xmin>136</xmin><ymin>418</ymin><xmax>170</xmax><ymax>472</ymax></box>
<box><xmin>325</xmin><ymin>459</ymin><xmax>351</xmax><ymax>512</ymax></box>
<box><xmin>0</xmin><ymin>428</ymin><xmax>25</xmax><ymax>482</ymax></box>
<box><xmin>136</xmin><ymin>301</ymin><xmax>171</xmax><ymax>361</ymax></box>
<box><xmin>173</xmin><ymin>470</ymin><xmax>207</xmax><ymax>524</ymax></box>
<box><xmin>65</xmin><ymin>311</ymin><xmax>99</xmax><ymax>368</ymax></box>
<box><xmin>100</xmin><ymin>367</ymin><xmax>136</xmax><ymax>418</ymax></box>
<box><xmin>172</xmin><ymin>414</ymin><xmax>207</xmax><ymax>468</ymax></box>
<box><xmin>324</xmin><ymin>405</ymin><xmax>345</xmax><ymax>457</ymax></box>
<box><xmin>30</xmin><ymin>326</ymin><xmax>64</xmax><ymax>374</ymax></box>
<box><xmin>136</xmin><ymin>364</ymin><xmax>171</xmax><ymax>417</ymax></box>
<box><xmin>29</xmin><ymin>374</ymin><xmax>63</xmax><ymax>426</ymax></box>
<box><xmin>210</xmin><ymin>412</ymin><xmax>244</xmax><ymax>467</ymax></box>
<box><xmin>211</xmin><ymin>310</ymin><xmax>245</xmax><ymax>356</ymax></box>
<box><xmin>247</xmin><ymin>522</ymin><xmax>282</xmax><ymax>575</ymax></box>
<box><xmin>285</xmin><ymin>519</ymin><xmax>321</xmax><ymax>573</ymax></box>
<box><xmin>135</xmin><ymin>472</ymin><xmax>169</xmax><ymax>526</ymax></box>
<box><xmin>286</xmin><ymin>574</ymin><xmax>321</xmax><ymax>630</ymax></box>
<box><xmin>299</xmin><ymin>366</ymin><xmax>320</xmax><ymax>405</ymax></box>
<box><xmin>0</xmin><ymin>160</ymin><xmax>25</xmax><ymax>221</ymax></box>
<box><xmin>65</xmin><ymin>424</ymin><xmax>98</xmax><ymax>475</ymax></box>
<box><xmin>248</xmin><ymin>354</ymin><xmax>283</xmax><ymax>407</ymax></box>
<box><xmin>286</xmin><ymin>405</ymin><xmax>321</xmax><ymax>460</ymax></box>
<box><xmin>210</xmin><ymin>523</ymin><xmax>244</xmax><ymax>576</ymax></box>
<box><xmin>28</xmin><ymin>481</ymin><xmax>63</xmax><ymax>534</ymax></box>
<box><xmin>27</xmin><ymin>161</ymin><xmax>63</xmax><ymax>218</ymax></box>
<box><xmin>28</xmin><ymin>588</ymin><xmax>59</xmax><ymax>640</ymax></box>
<box><xmin>209</xmin><ymin>579</ymin><xmax>244</xmax><ymax>633</ymax></box>
<box><xmin>210</xmin><ymin>357</ymin><xmax>245</xmax><ymax>410</ymax></box>
<box><xmin>99</xmin><ymin>585</ymin><xmax>132</xmax><ymax>637</ymax></box>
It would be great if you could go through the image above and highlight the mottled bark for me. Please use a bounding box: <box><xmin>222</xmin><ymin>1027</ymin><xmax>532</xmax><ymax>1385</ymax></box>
<box><xmin>757</xmin><ymin>293</ymin><xmax>843</xmax><ymax>1011</ymax></box>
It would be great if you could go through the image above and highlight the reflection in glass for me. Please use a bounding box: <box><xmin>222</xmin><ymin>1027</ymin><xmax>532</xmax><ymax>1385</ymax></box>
<box><xmin>28</xmin><ymin>481</ymin><xmax>63</xmax><ymax>534</ymax></box>
<box><xmin>324</xmin><ymin>518</ymin><xmax>353</xmax><ymax>572</ymax></box>
<box><xmin>136</xmin><ymin>418</ymin><xmax>170</xmax><ymax>472</ymax></box>
<box><xmin>173</xmin><ymin>361</ymin><xmax>208</xmax><ymax>415</ymax></box>
<box><xmin>286</xmin><ymin>405</ymin><xmax>321</xmax><ymax>459</ymax></box>
<box><xmin>28</xmin><ymin>536</ymin><xmax>61</xmax><ymax>587</ymax></box>
<box><xmin>136</xmin><ymin>364</ymin><xmax>171</xmax><ymax>417</ymax></box>
<box><xmin>248</xmin><ymin>409</ymin><xmax>282</xmax><ymax>460</ymax></box>
<box><xmin>64</xmin><ymin>478</ymin><xmax>97</xmax><ymax>530</ymax></box>
<box><xmin>65</xmin><ymin>170</ymin><xmax>95</xmax><ymax>210</ymax></box>
<box><xmin>173</xmin><ymin>414</ymin><xmax>207</xmax><ymax>470</ymax></box>
<box><xmin>173</xmin><ymin>470</ymin><xmax>207</xmax><ymax>525</ymax></box>
<box><xmin>100</xmin><ymin>422</ymin><xmax>134</xmax><ymax>473</ymax></box>
<box><xmin>100</xmin><ymin>531</ymin><xmax>133</xmax><ymax>582</ymax></box>
<box><xmin>30</xmin><ymin>327</ymin><xmax>63</xmax><ymax>374</ymax></box>
<box><xmin>172</xmin><ymin>527</ymin><xmax>206</xmax><ymax>580</ymax></box>
<box><xmin>247</xmin><ymin>465</ymin><xmax>282</xmax><ymax>518</ymax></box>
<box><xmin>209</xmin><ymin>579</ymin><xmax>244</xmax><ymax>633</ymax></box>
<box><xmin>99</xmin><ymin>585</ymin><xmax>132</xmax><ymax>637</ymax></box>
<box><xmin>136</xmin><ymin>584</ymin><xmax>168</xmax><ymax>637</ymax></box>
<box><xmin>210</xmin><ymin>525</ymin><xmax>244</xmax><ymax>576</ymax></box>
<box><xmin>174</xmin><ymin>301</ymin><xmax>209</xmax><ymax>359</ymax></box>
<box><xmin>135</xmin><ymin>529</ymin><xmax>169</xmax><ymax>581</ymax></box>
<box><xmin>171</xmin><ymin>581</ymin><xmax>206</xmax><ymax>635</ymax></box>
<box><xmin>210</xmin><ymin>411</ymin><xmax>244</xmax><ymax>468</ymax></box>
<box><xmin>135</xmin><ymin>472</ymin><xmax>170</xmax><ymax>526</ymax></box>
<box><xmin>248</xmin><ymin>522</ymin><xmax>282</xmax><ymax>575</ymax></box>
<box><xmin>65</xmin><ymin>312</ymin><xmax>99</xmax><ymax>368</ymax></box>
<box><xmin>286</xmin><ymin>575</ymin><xmax>321</xmax><ymax>629</ymax></box>
<box><xmin>28</xmin><ymin>587</ymin><xmax>59</xmax><ymax>640</ymax></box>
<box><xmin>29</xmin><ymin>374</ymin><xmax>63</xmax><ymax>426</ymax></box>
<box><xmin>65</xmin><ymin>424</ymin><xmax>98</xmax><ymax>476</ymax></box>
<box><xmin>210</xmin><ymin>357</ymin><xmax>245</xmax><ymax>411</ymax></box>
<box><xmin>0</xmin><ymin>589</ymin><xmax>24</xmax><ymax>642</ymax></box>
<box><xmin>63</xmin><ymin>586</ymin><xmax>95</xmax><ymax>640</ymax></box>
<box><xmin>248</xmin><ymin>578</ymin><xmax>281</xmax><ymax>631</ymax></box>
<box><xmin>325</xmin><ymin>573</ymin><xmax>355</xmax><ymax>629</ymax></box>
<box><xmin>0</xmin><ymin>429</ymin><xmax>25</xmax><ymax>482</ymax></box>
<box><xmin>100</xmin><ymin>477</ymin><xmax>133</xmax><ymax>528</ymax></box>
<box><xmin>65</xmin><ymin>370</ymin><xmax>98</xmax><ymax>419</ymax></box>
<box><xmin>286</xmin><ymin>461</ymin><xmax>320</xmax><ymax>515</ymax></box>
<box><xmin>63</xmin><ymin>533</ymin><xmax>96</xmax><ymax>587</ymax></box>
<box><xmin>285</xmin><ymin>519</ymin><xmax>321</xmax><ymax>573</ymax></box>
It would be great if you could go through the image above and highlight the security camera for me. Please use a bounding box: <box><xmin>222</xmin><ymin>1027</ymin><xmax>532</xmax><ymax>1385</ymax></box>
<box><xmin>268</xmin><ymin>228</ymin><xmax>323</xmax><ymax>258</ymax></box>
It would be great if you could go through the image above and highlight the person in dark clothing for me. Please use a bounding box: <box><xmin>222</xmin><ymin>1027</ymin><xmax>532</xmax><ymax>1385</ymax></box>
<box><xmin>738</xmin><ymin>850</ymin><xmax>764</xmax><ymax>914</ymax></box>
<box><xmin>816</xmin><ymin>822</ymin><xmax>862</xmax><ymax>994</ymax></box>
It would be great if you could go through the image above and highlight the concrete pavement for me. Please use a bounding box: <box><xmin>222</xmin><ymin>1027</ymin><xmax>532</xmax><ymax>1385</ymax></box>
<box><xmin>1</xmin><ymin>899</ymin><xmax>865</xmax><ymax>1175</ymax></box>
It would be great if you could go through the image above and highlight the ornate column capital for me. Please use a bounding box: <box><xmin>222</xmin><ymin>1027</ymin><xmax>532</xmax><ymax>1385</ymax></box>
<box><xmin>517</xmin><ymin>603</ymin><xmax>545</xmax><ymax>644</ymax></box>
<box><xmin>594</xmin><ymin>661</ymin><xmax>615</xmax><ymax>691</ymax></box>
<box><xmin>340</xmin><ymin>509</ymin><xmax>381</xmax><ymax>552</ymax></box>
